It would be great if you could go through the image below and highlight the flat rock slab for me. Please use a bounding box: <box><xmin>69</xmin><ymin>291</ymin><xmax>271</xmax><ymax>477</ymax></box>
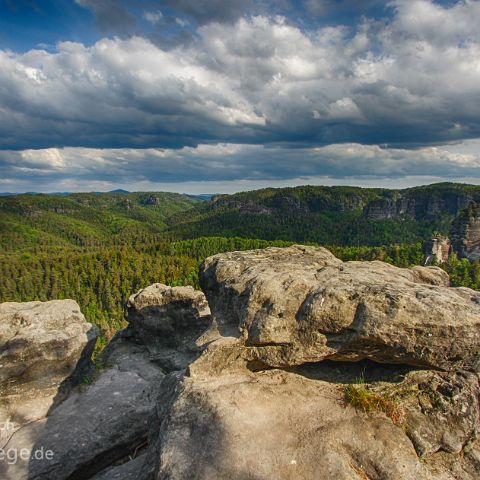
<box><xmin>151</xmin><ymin>369</ymin><xmax>428</xmax><ymax>480</ymax></box>
<box><xmin>200</xmin><ymin>245</ymin><xmax>480</xmax><ymax>371</ymax></box>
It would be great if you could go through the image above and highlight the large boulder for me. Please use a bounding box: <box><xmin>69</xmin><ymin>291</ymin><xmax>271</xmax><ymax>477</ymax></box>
<box><xmin>126</xmin><ymin>284</ymin><xmax>211</xmax><ymax>370</ymax></box>
<box><xmin>200</xmin><ymin>245</ymin><xmax>480</xmax><ymax>372</ymax></box>
<box><xmin>0</xmin><ymin>300</ymin><xmax>98</xmax><ymax>444</ymax></box>
<box><xmin>0</xmin><ymin>284</ymin><xmax>212</xmax><ymax>480</ymax></box>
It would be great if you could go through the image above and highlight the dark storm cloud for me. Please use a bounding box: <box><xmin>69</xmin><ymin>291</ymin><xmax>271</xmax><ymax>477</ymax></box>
<box><xmin>162</xmin><ymin>0</ymin><xmax>254</xmax><ymax>25</ymax></box>
<box><xmin>75</xmin><ymin>0</ymin><xmax>135</xmax><ymax>33</ymax></box>
<box><xmin>74</xmin><ymin>0</ymin><xmax>257</xmax><ymax>35</ymax></box>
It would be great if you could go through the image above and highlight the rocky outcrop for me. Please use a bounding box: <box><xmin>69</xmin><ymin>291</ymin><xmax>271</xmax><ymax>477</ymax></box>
<box><xmin>144</xmin><ymin>195</ymin><xmax>160</xmax><ymax>206</ymax></box>
<box><xmin>424</xmin><ymin>236</ymin><xmax>451</xmax><ymax>265</ymax></box>
<box><xmin>136</xmin><ymin>246</ymin><xmax>479</xmax><ymax>480</ymax></box>
<box><xmin>0</xmin><ymin>300</ymin><xmax>98</xmax><ymax>444</ymax></box>
<box><xmin>451</xmin><ymin>202</ymin><xmax>480</xmax><ymax>261</ymax></box>
<box><xmin>152</xmin><ymin>368</ymin><xmax>426</xmax><ymax>480</ymax></box>
<box><xmin>0</xmin><ymin>284</ymin><xmax>212</xmax><ymax>480</ymax></box>
<box><xmin>200</xmin><ymin>245</ymin><xmax>480</xmax><ymax>372</ymax></box>
<box><xmin>144</xmin><ymin>361</ymin><xmax>479</xmax><ymax>480</ymax></box>
<box><xmin>363</xmin><ymin>195</ymin><xmax>404</xmax><ymax>219</ymax></box>
<box><xmin>212</xmin><ymin>198</ymin><xmax>275</xmax><ymax>215</ymax></box>
<box><xmin>1</xmin><ymin>247</ymin><xmax>479</xmax><ymax>480</ymax></box>
<box><xmin>363</xmin><ymin>188</ymin><xmax>472</xmax><ymax>220</ymax></box>
<box><xmin>126</xmin><ymin>284</ymin><xmax>211</xmax><ymax>370</ymax></box>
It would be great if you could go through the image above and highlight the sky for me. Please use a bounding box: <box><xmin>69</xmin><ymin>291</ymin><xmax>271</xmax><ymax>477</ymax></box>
<box><xmin>1</xmin><ymin>0</ymin><xmax>480</xmax><ymax>194</ymax></box>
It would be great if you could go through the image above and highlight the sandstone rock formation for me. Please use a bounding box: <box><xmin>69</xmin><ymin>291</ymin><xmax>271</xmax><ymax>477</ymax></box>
<box><xmin>424</xmin><ymin>235</ymin><xmax>451</xmax><ymax>265</ymax></box>
<box><xmin>1</xmin><ymin>247</ymin><xmax>479</xmax><ymax>480</ymax></box>
<box><xmin>451</xmin><ymin>202</ymin><xmax>480</xmax><ymax>261</ymax></box>
<box><xmin>126</xmin><ymin>283</ymin><xmax>211</xmax><ymax>370</ymax></box>
<box><xmin>144</xmin><ymin>362</ymin><xmax>479</xmax><ymax>480</ymax></box>
<box><xmin>0</xmin><ymin>300</ymin><xmax>98</xmax><ymax>445</ymax></box>
<box><xmin>363</xmin><ymin>188</ymin><xmax>472</xmax><ymax>221</ymax></box>
<box><xmin>153</xmin><ymin>368</ymin><xmax>426</xmax><ymax>479</ymax></box>
<box><xmin>0</xmin><ymin>284</ymin><xmax>212</xmax><ymax>480</ymax></box>
<box><xmin>200</xmin><ymin>245</ymin><xmax>480</xmax><ymax>372</ymax></box>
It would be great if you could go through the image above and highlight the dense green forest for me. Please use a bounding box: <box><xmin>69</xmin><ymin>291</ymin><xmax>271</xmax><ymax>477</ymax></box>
<box><xmin>2</xmin><ymin>184</ymin><xmax>480</xmax><ymax>349</ymax></box>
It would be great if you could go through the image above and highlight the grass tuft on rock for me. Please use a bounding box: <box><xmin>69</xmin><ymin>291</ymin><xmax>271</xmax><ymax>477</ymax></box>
<box><xmin>344</xmin><ymin>382</ymin><xmax>404</xmax><ymax>426</ymax></box>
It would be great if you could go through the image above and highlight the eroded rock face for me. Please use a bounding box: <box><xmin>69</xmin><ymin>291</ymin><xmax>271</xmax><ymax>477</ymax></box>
<box><xmin>451</xmin><ymin>202</ymin><xmax>480</xmax><ymax>261</ymax></box>
<box><xmin>126</xmin><ymin>284</ymin><xmax>211</xmax><ymax>370</ymax></box>
<box><xmin>399</xmin><ymin>370</ymin><xmax>479</xmax><ymax>456</ymax></box>
<box><xmin>0</xmin><ymin>300</ymin><xmax>98</xmax><ymax>443</ymax></box>
<box><xmin>200</xmin><ymin>245</ymin><xmax>480</xmax><ymax>372</ymax></box>
<box><xmin>363</xmin><ymin>190</ymin><xmax>471</xmax><ymax>221</ymax></box>
<box><xmin>424</xmin><ymin>236</ymin><xmax>452</xmax><ymax>265</ymax></box>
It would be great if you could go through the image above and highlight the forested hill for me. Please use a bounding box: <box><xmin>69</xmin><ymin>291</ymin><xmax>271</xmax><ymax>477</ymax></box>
<box><xmin>3</xmin><ymin>183</ymin><xmax>480</xmax><ymax>251</ymax></box>
<box><xmin>0</xmin><ymin>191</ymin><xmax>203</xmax><ymax>251</ymax></box>
<box><xmin>168</xmin><ymin>183</ymin><xmax>480</xmax><ymax>245</ymax></box>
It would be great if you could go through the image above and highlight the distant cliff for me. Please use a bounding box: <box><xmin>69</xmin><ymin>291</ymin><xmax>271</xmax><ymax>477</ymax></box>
<box><xmin>5</xmin><ymin>183</ymin><xmax>480</xmax><ymax>250</ymax></box>
<box><xmin>451</xmin><ymin>202</ymin><xmax>480</xmax><ymax>261</ymax></box>
<box><xmin>363</xmin><ymin>184</ymin><xmax>475</xmax><ymax>221</ymax></box>
<box><xmin>169</xmin><ymin>183</ymin><xmax>480</xmax><ymax>245</ymax></box>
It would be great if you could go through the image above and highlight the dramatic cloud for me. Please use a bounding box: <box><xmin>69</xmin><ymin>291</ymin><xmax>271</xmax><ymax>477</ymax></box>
<box><xmin>2</xmin><ymin>0</ymin><xmax>480</xmax><ymax>191</ymax></box>
<box><xmin>1</xmin><ymin>1</ymin><xmax>480</xmax><ymax>151</ymax></box>
<box><xmin>75</xmin><ymin>0</ymin><xmax>136</xmax><ymax>34</ymax></box>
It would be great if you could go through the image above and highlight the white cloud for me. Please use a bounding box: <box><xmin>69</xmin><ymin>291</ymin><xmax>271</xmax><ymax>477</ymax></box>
<box><xmin>3</xmin><ymin>3</ymin><xmax>479</xmax><ymax>149</ymax></box>
<box><xmin>144</xmin><ymin>10</ymin><xmax>164</xmax><ymax>25</ymax></box>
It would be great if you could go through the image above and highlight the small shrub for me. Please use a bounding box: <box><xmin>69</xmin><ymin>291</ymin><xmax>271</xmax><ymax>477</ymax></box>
<box><xmin>80</xmin><ymin>375</ymin><xmax>93</xmax><ymax>386</ymax></box>
<box><xmin>344</xmin><ymin>383</ymin><xmax>404</xmax><ymax>426</ymax></box>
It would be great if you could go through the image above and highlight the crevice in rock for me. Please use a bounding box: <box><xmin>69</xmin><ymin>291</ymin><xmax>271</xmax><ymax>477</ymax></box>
<box><xmin>65</xmin><ymin>437</ymin><xmax>149</xmax><ymax>480</ymax></box>
<box><xmin>284</xmin><ymin>359</ymin><xmax>423</xmax><ymax>384</ymax></box>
